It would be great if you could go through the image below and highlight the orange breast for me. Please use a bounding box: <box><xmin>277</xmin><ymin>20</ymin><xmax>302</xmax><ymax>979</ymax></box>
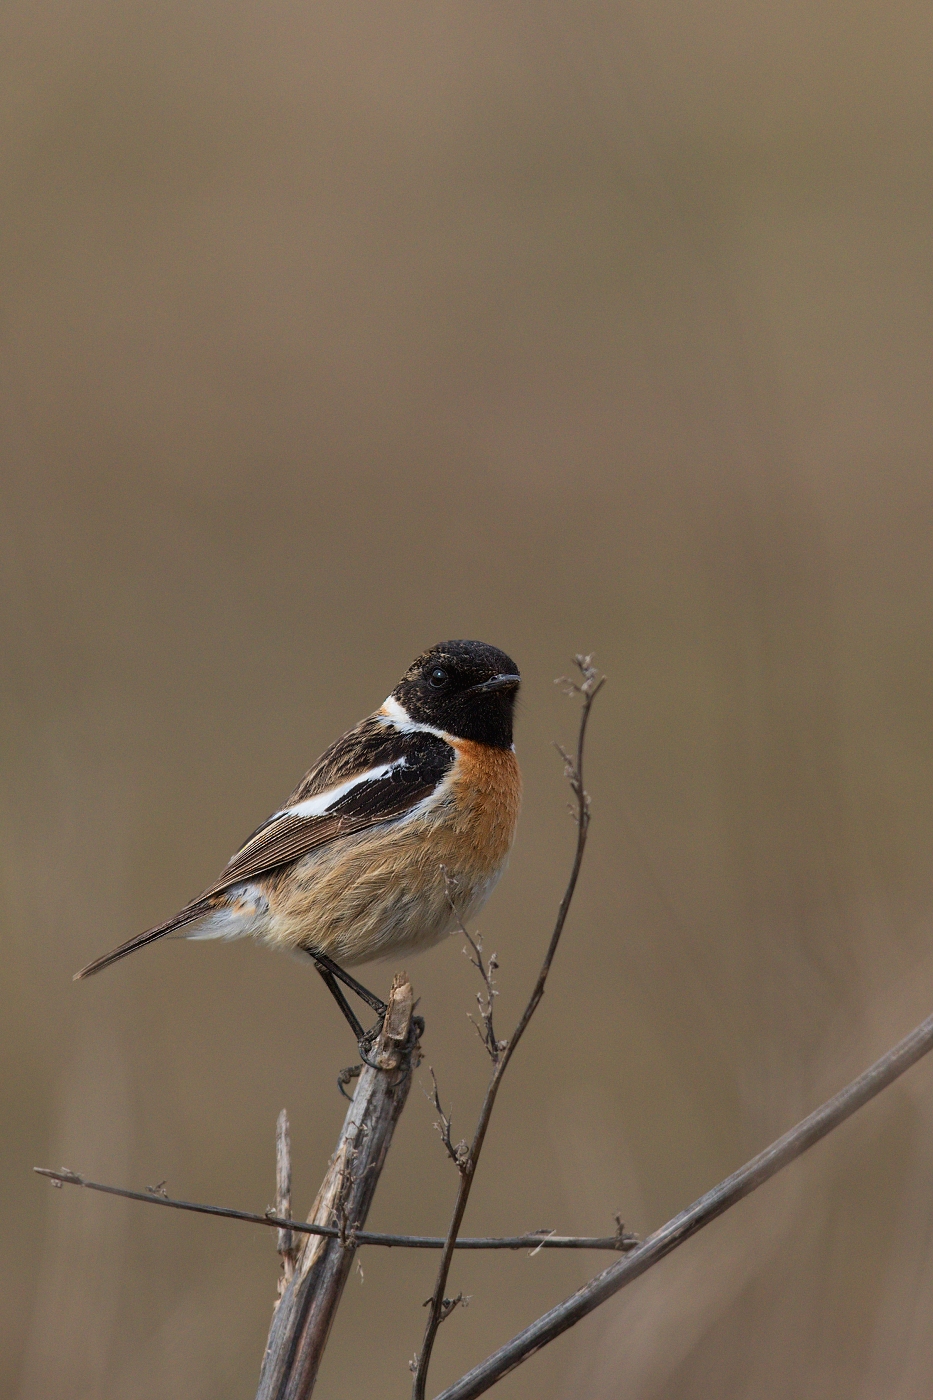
<box><xmin>448</xmin><ymin>741</ymin><xmax>522</xmax><ymax>869</ymax></box>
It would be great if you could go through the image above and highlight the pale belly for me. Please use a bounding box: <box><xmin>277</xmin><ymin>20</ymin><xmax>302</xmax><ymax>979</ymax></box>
<box><xmin>262</xmin><ymin>819</ymin><xmax>509</xmax><ymax>965</ymax></box>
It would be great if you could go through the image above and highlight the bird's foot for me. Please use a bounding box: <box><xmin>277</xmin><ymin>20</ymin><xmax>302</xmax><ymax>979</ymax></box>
<box><xmin>337</xmin><ymin>1063</ymin><xmax>362</xmax><ymax>1099</ymax></box>
<box><xmin>338</xmin><ymin>1011</ymin><xmax>424</xmax><ymax>1092</ymax></box>
<box><xmin>335</xmin><ymin>1016</ymin><xmax>388</xmax><ymax>1088</ymax></box>
<box><xmin>357</xmin><ymin>1018</ymin><xmax>385</xmax><ymax>1069</ymax></box>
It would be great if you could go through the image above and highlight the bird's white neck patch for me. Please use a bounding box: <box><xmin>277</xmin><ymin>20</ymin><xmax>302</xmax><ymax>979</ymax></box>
<box><xmin>378</xmin><ymin>695</ymin><xmax>450</xmax><ymax>741</ymax></box>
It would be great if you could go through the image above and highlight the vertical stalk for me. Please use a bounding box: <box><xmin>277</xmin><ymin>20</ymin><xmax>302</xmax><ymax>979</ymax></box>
<box><xmin>257</xmin><ymin>973</ymin><xmax>419</xmax><ymax>1400</ymax></box>
<box><xmin>412</xmin><ymin>664</ymin><xmax>603</xmax><ymax>1400</ymax></box>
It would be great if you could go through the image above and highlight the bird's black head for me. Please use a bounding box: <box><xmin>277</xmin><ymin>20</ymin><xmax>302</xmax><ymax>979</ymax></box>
<box><xmin>392</xmin><ymin>640</ymin><xmax>520</xmax><ymax>749</ymax></box>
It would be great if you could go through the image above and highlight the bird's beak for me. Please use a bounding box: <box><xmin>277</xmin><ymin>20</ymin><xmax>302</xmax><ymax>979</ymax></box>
<box><xmin>467</xmin><ymin>674</ymin><xmax>521</xmax><ymax>695</ymax></box>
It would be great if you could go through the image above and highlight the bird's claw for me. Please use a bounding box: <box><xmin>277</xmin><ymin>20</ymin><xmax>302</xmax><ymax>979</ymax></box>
<box><xmin>357</xmin><ymin>1019</ymin><xmax>385</xmax><ymax>1069</ymax></box>
<box><xmin>337</xmin><ymin>1063</ymin><xmax>363</xmax><ymax>1099</ymax></box>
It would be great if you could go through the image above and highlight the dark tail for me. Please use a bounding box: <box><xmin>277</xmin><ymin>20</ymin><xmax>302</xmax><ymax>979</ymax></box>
<box><xmin>73</xmin><ymin>899</ymin><xmax>214</xmax><ymax>980</ymax></box>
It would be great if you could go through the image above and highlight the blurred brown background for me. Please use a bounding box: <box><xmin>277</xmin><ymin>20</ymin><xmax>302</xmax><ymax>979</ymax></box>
<box><xmin>3</xmin><ymin>2</ymin><xmax>933</xmax><ymax>1397</ymax></box>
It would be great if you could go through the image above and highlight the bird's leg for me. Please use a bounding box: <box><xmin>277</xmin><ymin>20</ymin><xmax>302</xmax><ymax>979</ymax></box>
<box><xmin>308</xmin><ymin>954</ymin><xmax>387</xmax><ymax>1069</ymax></box>
<box><xmin>310</xmin><ymin>952</ymin><xmax>388</xmax><ymax>1017</ymax></box>
<box><xmin>312</xmin><ymin>962</ymin><xmax>366</xmax><ymax>1040</ymax></box>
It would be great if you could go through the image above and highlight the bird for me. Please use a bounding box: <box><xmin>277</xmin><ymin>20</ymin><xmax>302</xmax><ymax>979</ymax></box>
<box><xmin>75</xmin><ymin>640</ymin><xmax>522</xmax><ymax>1052</ymax></box>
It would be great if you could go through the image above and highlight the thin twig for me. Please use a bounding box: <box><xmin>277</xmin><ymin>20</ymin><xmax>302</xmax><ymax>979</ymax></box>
<box><xmin>443</xmin><ymin>870</ymin><xmax>505</xmax><ymax>1066</ymax></box>
<box><xmin>463</xmin><ymin>933</ymin><xmax>504</xmax><ymax>1066</ymax></box>
<box><xmin>427</xmin><ymin>1069</ymin><xmax>470</xmax><ymax>1172</ymax></box>
<box><xmin>433</xmin><ymin>1004</ymin><xmax>933</xmax><ymax>1400</ymax></box>
<box><xmin>412</xmin><ymin>657</ymin><xmax>604</xmax><ymax>1400</ymax></box>
<box><xmin>33</xmin><ymin>1167</ymin><xmax>637</xmax><ymax>1250</ymax></box>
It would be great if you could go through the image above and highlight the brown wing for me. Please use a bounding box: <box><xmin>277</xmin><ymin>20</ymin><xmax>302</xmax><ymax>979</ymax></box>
<box><xmin>74</xmin><ymin>723</ymin><xmax>454</xmax><ymax>979</ymax></box>
<box><xmin>199</xmin><ymin>794</ymin><xmax>416</xmax><ymax>896</ymax></box>
<box><xmin>202</xmin><ymin>725</ymin><xmax>454</xmax><ymax>894</ymax></box>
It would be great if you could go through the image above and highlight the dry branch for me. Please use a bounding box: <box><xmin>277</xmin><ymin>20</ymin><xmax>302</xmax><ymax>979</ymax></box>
<box><xmin>432</xmin><ymin>1004</ymin><xmax>933</xmax><ymax>1400</ymax></box>
<box><xmin>256</xmin><ymin>971</ymin><xmax>419</xmax><ymax>1400</ymax></box>
<box><xmin>276</xmin><ymin>1110</ymin><xmax>298</xmax><ymax>1294</ymax></box>
<box><xmin>412</xmin><ymin>658</ymin><xmax>604</xmax><ymax>1400</ymax></box>
<box><xmin>33</xmin><ymin>1168</ymin><xmax>638</xmax><ymax>1252</ymax></box>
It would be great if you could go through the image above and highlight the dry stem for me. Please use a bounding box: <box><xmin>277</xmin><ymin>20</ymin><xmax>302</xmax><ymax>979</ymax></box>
<box><xmin>34</xmin><ymin>1168</ymin><xmax>639</xmax><ymax>1252</ymax></box>
<box><xmin>256</xmin><ymin>971</ymin><xmax>419</xmax><ymax>1400</ymax></box>
<box><xmin>276</xmin><ymin>1110</ymin><xmax>298</xmax><ymax>1295</ymax></box>
<box><xmin>411</xmin><ymin>657</ymin><xmax>604</xmax><ymax>1400</ymax></box>
<box><xmin>433</xmin><ymin>1002</ymin><xmax>933</xmax><ymax>1398</ymax></box>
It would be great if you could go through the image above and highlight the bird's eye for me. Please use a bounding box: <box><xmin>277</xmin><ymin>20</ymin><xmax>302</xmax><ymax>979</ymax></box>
<box><xmin>428</xmin><ymin>666</ymin><xmax>449</xmax><ymax>689</ymax></box>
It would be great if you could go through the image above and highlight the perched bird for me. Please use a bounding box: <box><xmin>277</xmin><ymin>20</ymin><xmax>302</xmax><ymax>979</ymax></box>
<box><xmin>75</xmin><ymin>640</ymin><xmax>522</xmax><ymax>1049</ymax></box>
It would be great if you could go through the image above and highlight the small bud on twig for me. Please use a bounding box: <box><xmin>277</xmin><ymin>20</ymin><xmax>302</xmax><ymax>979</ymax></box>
<box><xmin>423</xmin><ymin>1292</ymin><xmax>470</xmax><ymax>1323</ymax></box>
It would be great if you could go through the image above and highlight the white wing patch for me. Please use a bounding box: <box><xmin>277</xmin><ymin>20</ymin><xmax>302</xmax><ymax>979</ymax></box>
<box><xmin>274</xmin><ymin>758</ymin><xmax>409</xmax><ymax>823</ymax></box>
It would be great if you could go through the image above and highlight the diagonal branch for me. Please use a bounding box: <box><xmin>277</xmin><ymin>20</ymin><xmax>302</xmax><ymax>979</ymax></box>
<box><xmin>432</xmin><ymin>1004</ymin><xmax>933</xmax><ymax>1400</ymax></box>
<box><xmin>411</xmin><ymin>657</ymin><xmax>604</xmax><ymax>1400</ymax></box>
